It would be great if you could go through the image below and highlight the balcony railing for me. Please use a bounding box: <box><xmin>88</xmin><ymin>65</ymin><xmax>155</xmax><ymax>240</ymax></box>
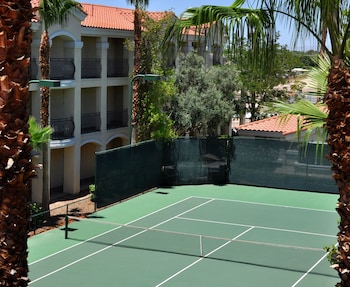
<box><xmin>81</xmin><ymin>112</ymin><xmax>101</xmax><ymax>134</ymax></box>
<box><xmin>107</xmin><ymin>109</ymin><xmax>128</xmax><ymax>129</ymax></box>
<box><xmin>50</xmin><ymin>58</ymin><xmax>75</xmax><ymax>80</ymax></box>
<box><xmin>30</xmin><ymin>58</ymin><xmax>38</xmax><ymax>80</ymax></box>
<box><xmin>81</xmin><ymin>58</ymin><xmax>101</xmax><ymax>78</ymax></box>
<box><xmin>107</xmin><ymin>59</ymin><xmax>129</xmax><ymax>77</ymax></box>
<box><xmin>51</xmin><ymin>117</ymin><xmax>75</xmax><ymax>140</ymax></box>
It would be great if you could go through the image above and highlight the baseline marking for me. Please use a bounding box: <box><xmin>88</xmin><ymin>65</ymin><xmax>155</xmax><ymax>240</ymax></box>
<box><xmin>192</xmin><ymin>196</ymin><xmax>336</xmax><ymax>213</ymax></box>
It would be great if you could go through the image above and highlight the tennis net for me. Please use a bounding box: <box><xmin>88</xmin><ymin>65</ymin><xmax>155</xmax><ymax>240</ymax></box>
<box><xmin>64</xmin><ymin>215</ymin><xmax>335</xmax><ymax>275</ymax></box>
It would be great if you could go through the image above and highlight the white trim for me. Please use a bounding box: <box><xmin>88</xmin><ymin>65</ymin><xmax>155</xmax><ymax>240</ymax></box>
<box><xmin>50</xmin><ymin>30</ymin><xmax>79</xmax><ymax>45</ymax></box>
<box><xmin>80</xmin><ymin>138</ymin><xmax>103</xmax><ymax>147</ymax></box>
<box><xmin>50</xmin><ymin>138</ymin><xmax>76</xmax><ymax>149</ymax></box>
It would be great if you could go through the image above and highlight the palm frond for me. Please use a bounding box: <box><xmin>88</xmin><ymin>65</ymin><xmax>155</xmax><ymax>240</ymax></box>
<box><xmin>272</xmin><ymin>99</ymin><xmax>327</xmax><ymax>121</ymax></box>
<box><xmin>163</xmin><ymin>0</ymin><xmax>275</xmax><ymax>71</ymax></box>
<box><xmin>271</xmin><ymin>99</ymin><xmax>328</xmax><ymax>162</ymax></box>
<box><xmin>40</xmin><ymin>0</ymin><xmax>82</xmax><ymax>30</ymax></box>
<box><xmin>28</xmin><ymin>116</ymin><xmax>53</xmax><ymax>151</ymax></box>
<box><xmin>304</xmin><ymin>54</ymin><xmax>330</xmax><ymax>96</ymax></box>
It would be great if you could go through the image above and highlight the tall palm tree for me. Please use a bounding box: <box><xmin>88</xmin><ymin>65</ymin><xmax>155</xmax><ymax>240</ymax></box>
<box><xmin>126</xmin><ymin>0</ymin><xmax>149</xmax><ymax>144</ymax></box>
<box><xmin>0</xmin><ymin>0</ymin><xmax>35</xmax><ymax>285</ymax></box>
<box><xmin>167</xmin><ymin>0</ymin><xmax>350</xmax><ymax>285</ymax></box>
<box><xmin>38</xmin><ymin>0</ymin><xmax>81</xmax><ymax>209</ymax></box>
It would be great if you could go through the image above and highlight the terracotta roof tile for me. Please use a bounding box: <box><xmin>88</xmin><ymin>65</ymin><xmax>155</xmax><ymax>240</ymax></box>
<box><xmin>81</xmin><ymin>4</ymin><xmax>172</xmax><ymax>30</ymax></box>
<box><xmin>31</xmin><ymin>1</ymin><xmax>172</xmax><ymax>31</ymax></box>
<box><xmin>81</xmin><ymin>4</ymin><xmax>134</xmax><ymax>30</ymax></box>
<box><xmin>236</xmin><ymin>115</ymin><xmax>301</xmax><ymax>136</ymax></box>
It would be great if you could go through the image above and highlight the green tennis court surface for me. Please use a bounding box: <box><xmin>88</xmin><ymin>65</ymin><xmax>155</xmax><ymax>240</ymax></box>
<box><xmin>28</xmin><ymin>185</ymin><xmax>339</xmax><ymax>286</ymax></box>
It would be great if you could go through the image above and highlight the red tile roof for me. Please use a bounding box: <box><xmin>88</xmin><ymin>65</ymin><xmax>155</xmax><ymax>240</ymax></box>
<box><xmin>236</xmin><ymin>115</ymin><xmax>302</xmax><ymax>136</ymax></box>
<box><xmin>81</xmin><ymin>4</ymin><xmax>172</xmax><ymax>30</ymax></box>
<box><xmin>81</xmin><ymin>4</ymin><xmax>134</xmax><ymax>30</ymax></box>
<box><xmin>31</xmin><ymin>0</ymin><xmax>172</xmax><ymax>31</ymax></box>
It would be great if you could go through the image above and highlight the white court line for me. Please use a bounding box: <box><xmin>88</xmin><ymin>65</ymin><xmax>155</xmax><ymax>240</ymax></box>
<box><xmin>155</xmin><ymin>226</ymin><xmax>255</xmax><ymax>287</ymax></box>
<box><xmin>177</xmin><ymin>216</ymin><xmax>336</xmax><ymax>238</ymax></box>
<box><xmin>29</xmin><ymin>197</ymin><xmax>215</xmax><ymax>284</ymax></box>
<box><xmin>291</xmin><ymin>247</ymin><xmax>336</xmax><ymax>287</ymax></box>
<box><xmin>192</xmin><ymin>196</ymin><xmax>336</xmax><ymax>213</ymax></box>
<box><xmin>29</xmin><ymin>196</ymin><xmax>198</xmax><ymax>265</ymax></box>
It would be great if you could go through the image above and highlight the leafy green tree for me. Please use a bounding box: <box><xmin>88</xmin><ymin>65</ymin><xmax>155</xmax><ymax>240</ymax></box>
<box><xmin>172</xmin><ymin>53</ymin><xmax>241</xmax><ymax>137</ymax></box>
<box><xmin>139</xmin><ymin>80</ymin><xmax>176</xmax><ymax>140</ymax></box>
<box><xmin>166</xmin><ymin>1</ymin><xmax>350</xmax><ymax>284</ymax></box>
<box><xmin>38</xmin><ymin>0</ymin><xmax>82</xmax><ymax>209</ymax></box>
<box><xmin>136</xmin><ymin>11</ymin><xmax>176</xmax><ymax>141</ymax></box>
<box><xmin>233</xmin><ymin>40</ymin><xmax>303</xmax><ymax>122</ymax></box>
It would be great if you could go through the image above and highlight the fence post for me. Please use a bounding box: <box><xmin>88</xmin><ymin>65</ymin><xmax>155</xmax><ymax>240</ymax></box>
<box><xmin>64</xmin><ymin>204</ymin><xmax>69</xmax><ymax>239</ymax></box>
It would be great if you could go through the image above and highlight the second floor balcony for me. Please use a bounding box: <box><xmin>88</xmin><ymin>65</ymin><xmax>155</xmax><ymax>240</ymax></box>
<box><xmin>107</xmin><ymin>58</ymin><xmax>129</xmax><ymax>77</ymax></box>
<box><xmin>30</xmin><ymin>58</ymin><xmax>38</xmax><ymax>80</ymax></box>
<box><xmin>81</xmin><ymin>58</ymin><xmax>101</xmax><ymax>78</ymax></box>
<box><xmin>81</xmin><ymin>112</ymin><xmax>101</xmax><ymax>134</ymax></box>
<box><xmin>50</xmin><ymin>58</ymin><xmax>75</xmax><ymax>80</ymax></box>
<box><xmin>51</xmin><ymin>117</ymin><xmax>75</xmax><ymax>140</ymax></box>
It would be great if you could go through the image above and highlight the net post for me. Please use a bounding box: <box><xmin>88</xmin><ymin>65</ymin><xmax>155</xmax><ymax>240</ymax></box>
<box><xmin>199</xmin><ymin>235</ymin><xmax>203</xmax><ymax>257</ymax></box>
<box><xmin>64</xmin><ymin>205</ymin><xmax>69</xmax><ymax>239</ymax></box>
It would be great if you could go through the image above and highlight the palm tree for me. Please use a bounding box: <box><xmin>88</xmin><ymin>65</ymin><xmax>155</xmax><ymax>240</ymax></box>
<box><xmin>126</xmin><ymin>0</ymin><xmax>149</xmax><ymax>144</ymax></box>
<box><xmin>167</xmin><ymin>0</ymin><xmax>350</xmax><ymax>285</ymax></box>
<box><xmin>38</xmin><ymin>0</ymin><xmax>81</xmax><ymax>209</ymax></box>
<box><xmin>0</xmin><ymin>0</ymin><xmax>35</xmax><ymax>285</ymax></box>
<box><xmin>271</xmin><ymin>54</ymin><xmax>330</xmax><ymax>145</ymax></box>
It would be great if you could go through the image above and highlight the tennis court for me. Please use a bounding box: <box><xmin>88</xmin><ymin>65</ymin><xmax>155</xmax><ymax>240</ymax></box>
<box><xmin>28</xmin><ymin>185</ymin><xmax>339</xmax><ymax>286</ymax></box>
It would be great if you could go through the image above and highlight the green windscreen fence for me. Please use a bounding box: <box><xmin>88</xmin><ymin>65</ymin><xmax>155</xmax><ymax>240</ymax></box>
<box><xmin>95</xmin><ymin>140</ymin><xmax>163</xmax><ymax>207</ymax></box>
<box><xmin>229</xmin><ymin>137</ymin><xmax>336</xmax><ymax>193</ymax></box>
<box><xmin>95</xmin><ymin>138</ymin><xmax>337</xmax><ymax>208</ymax></box>
<box><xmin>162</xmin><ymin>138</ymin><xmax>228</xmax><ymax>186</ymax></box>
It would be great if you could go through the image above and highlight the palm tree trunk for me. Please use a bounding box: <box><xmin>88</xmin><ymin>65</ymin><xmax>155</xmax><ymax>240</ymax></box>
<box><xmin>131</xmin><ymin>6</ymin><xmax>142</xmax><ymax>144</ymax></box>
<box><xmin>39</xmin><ymin>31</ymin><xmax>50</xmax><ymax>127</ymax></box>
<box><xmin>39</xmin><ymin>30</ymin><xmax>50</xmax><ymax>209</ymax></box>
<box><xmin>0</xmin><ymin>1</ymin><xmax>34</xmax><ymax>285</ymax></box>
<box><xmin>325</xmin><ymin>58</ymin><xmax>350</xmax><ymax>286</ymax></box>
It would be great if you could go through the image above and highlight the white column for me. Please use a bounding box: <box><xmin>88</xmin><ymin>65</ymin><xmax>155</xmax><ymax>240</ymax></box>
<box><xmin>97</xmin><ymin>40</ymin><xmax>109</xmax><ymax>133</ymax></box>
<box><xmin>63</xmin><ymin>40</ymin><xmax>83</xmax><ymax>194</ymax></box>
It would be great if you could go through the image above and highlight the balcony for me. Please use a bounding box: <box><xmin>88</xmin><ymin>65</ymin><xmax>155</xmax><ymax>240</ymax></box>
<box><xmin>107</xmin><ymin>109</ymin><xmax>128</xmax><ymax>129</ymax></box>
<box><xmin>50</xmin><ymin>58</ymin><xmax>75</xmax><ymax>80</ymax></box>
<box><xmin>81</xmin><ymin>58</ymin><xmax>101</xmax><ymax>78</ymax></box>
<box><xmin>51</xmin><ymin>117</ymin><xmax>75</xmax><ymax>140</ymax></box>
<box><xmin>81</xmin><ymin>112</ymin><xmax>101</xmax><ymax>134</ymax></box>
<box><xmin>107</xmin><ymin>58</ymin><xmax>129</xmax><ymax>77</ymax></box>
<box><xmin>30</xmin><ymin>58</ymin><xmax>38</xmax><ymax>80</ymax></box>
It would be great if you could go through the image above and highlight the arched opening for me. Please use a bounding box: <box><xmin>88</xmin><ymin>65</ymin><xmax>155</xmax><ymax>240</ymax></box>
<box><xmin>106</xmin><ymin>137</ymin><xmax>126</xmax><ymax>150</ymax></box>
<box><xmin>80</xmin><ymin>142</ymin><xmax>101</xmax><ymax>190</ymax></box>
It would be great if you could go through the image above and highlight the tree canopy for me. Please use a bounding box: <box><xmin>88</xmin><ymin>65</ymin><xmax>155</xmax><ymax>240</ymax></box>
<box><xmin>172</xmin><ymin>53</ymin><xmax>241</xmax><ymax>137</ymax></box>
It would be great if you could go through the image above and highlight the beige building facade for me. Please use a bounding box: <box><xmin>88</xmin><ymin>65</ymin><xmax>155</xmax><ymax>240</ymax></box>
<box><xmin>28</xmin><ymin>2</ymin><xmax>224</xmax><ymax>203</ymax></box>
<box><xmin>30</xmin><ymin>4</ymin><xmax>133</xmax><ymax>202</ymax></box>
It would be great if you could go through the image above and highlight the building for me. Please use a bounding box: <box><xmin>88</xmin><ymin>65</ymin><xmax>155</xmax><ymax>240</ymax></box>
<box><xmin>29</xmin><ymin>2</ymin><xmax>165</xmax><ymax>202</ymax></box>
<box><xmin>29</xmin><ymin>1</ymin><xmax>225</xmax><ymax>203</ymax></box>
